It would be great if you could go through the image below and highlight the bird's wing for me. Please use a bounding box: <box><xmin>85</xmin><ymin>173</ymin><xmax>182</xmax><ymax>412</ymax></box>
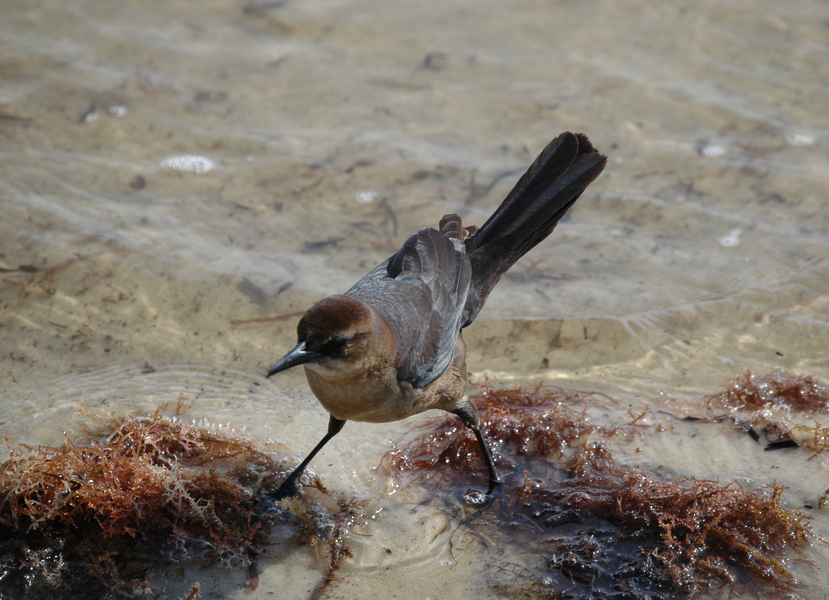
<box><xmin>346</xmin><ymin>227</ymin><xmax>471</xmax><ymax>389</ymax></box>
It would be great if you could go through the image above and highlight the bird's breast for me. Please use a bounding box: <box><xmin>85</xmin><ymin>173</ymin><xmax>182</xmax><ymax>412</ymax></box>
<box><xmin>303</xmin><ymin>363</ymin><xmax>424</xmax><ymax>423</ymax></box>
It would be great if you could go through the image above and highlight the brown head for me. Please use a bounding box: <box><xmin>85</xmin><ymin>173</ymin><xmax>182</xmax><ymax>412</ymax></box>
<box><xmin>266</xmin><ymin>295</ymin><xmax>378</xmax><ymax>377</ymax></box>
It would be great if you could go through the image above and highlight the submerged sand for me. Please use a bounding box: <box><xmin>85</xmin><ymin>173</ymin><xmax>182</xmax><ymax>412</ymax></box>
<box><xmin>2</xmin><ymin>0</ymin><xmax>828</xmax><ymax>598</ymax></box>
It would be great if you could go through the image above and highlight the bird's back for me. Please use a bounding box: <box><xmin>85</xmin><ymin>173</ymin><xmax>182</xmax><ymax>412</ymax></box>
<box><xmin>346</xmin><ymin>227</ymin><xmax>471</xmax><ymax>389</ymax></box>
<box><xmin>346</xmin><ymin>132</ymin><xmax>606</xmax><ymax>392</ymax></box>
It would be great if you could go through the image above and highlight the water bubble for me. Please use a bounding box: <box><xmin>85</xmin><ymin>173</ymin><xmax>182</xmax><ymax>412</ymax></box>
<box><xmin>463</xmin><ymin>489</ymin><xmax>487</xmax><ymax>505</ymax></box>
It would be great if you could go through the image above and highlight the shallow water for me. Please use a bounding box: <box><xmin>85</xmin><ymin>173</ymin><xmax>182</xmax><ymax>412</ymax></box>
<box><xmin>2</xmin><ymin>0</ymin><xmax>828</xmax><ymax>598</ymax></box>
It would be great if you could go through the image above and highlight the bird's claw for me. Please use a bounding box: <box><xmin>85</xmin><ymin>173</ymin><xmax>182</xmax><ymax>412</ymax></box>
<box><xmin>486</xmin><ymin>478</ymin><xmax>503</xmax><ymax>497</ymax></box>
<box><xmin>269</xmin><ymin>478</ymin><xmax>301</xmax><ymax>501</ymax></box>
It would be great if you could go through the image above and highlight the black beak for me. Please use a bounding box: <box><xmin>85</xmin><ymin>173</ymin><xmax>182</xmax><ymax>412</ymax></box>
<box><xmin>266</xmin><ymin>341</ymin><xmax>322</xmax><ymax>378</ymax></box>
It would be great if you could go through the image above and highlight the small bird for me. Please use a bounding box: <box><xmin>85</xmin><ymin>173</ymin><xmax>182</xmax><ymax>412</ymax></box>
<box><xmin>266</xmin><ymin>132</ymin><xmax>606</xmax><ymax>499</ymax></box>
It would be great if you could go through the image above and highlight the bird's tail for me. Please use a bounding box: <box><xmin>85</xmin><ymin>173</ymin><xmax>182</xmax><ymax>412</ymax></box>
<box><xmin>460</xmin><ymin>132</ymin><xmax>607</xmax><ymax>326</ymax></box>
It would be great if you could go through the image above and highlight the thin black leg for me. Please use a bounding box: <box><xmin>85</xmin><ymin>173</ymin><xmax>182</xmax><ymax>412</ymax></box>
<box><xmin>451</xmin><ymin>404</ymin><xmax>501</xmax><ymax>493</ymax></box>
<box><xmin>270</xmin><ymin>416</ymin><xmax>345</xmax><ymax>500</ymax></box>
<box><xmin>471</xmin><ymin>425</ymin><xmax>501</xmax><ymax>493</ymax></box>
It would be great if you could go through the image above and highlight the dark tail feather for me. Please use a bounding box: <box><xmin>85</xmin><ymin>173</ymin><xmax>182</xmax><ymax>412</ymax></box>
<box><xmin>461</xmin><ymin>132</ymin><xmax>606</xmax><ymax>326</ymax></box>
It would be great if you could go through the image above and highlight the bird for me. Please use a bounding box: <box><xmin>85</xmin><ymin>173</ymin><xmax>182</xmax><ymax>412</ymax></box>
<box><xmin>266</xmin><ymin>132</ymin><xmax>606</xmax><ymax>500</ymax></box>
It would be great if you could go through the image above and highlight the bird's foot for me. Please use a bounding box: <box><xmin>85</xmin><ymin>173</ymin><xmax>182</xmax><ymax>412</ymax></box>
<box><xmin>250</xmin><ymin>478</ymin><xmax>301</xmax><ymax>519</ymax></box>
<box><xmin>269</xmin><ymin>477</ymin><xmax>301</xmax><ymax>501</ymax></box>
<box><xmin>486</xmin><ymin>477</ymin><xmax>503</xmax><ymax>497</ymax></box>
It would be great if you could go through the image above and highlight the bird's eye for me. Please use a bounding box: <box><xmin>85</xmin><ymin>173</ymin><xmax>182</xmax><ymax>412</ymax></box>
<box><xmin>323</xmin><ymin>336</ymin><xmax>348</xmax><ymax>355</ymax></box>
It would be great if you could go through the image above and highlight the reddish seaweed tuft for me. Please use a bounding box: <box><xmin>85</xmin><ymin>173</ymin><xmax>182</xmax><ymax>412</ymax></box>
<box><xmin>0</xmin><ymin>408</ymin><xmax>271</xmax><ymax>598</ymax></box>
<box><xmin>698</xmin><ymin>371</ymin><xmax>829</xmax><ymax>451</ymax></box>
<box><xmin>384</xmin><ymin>379</ymin><xmax>814</xmax><ymax>599</ymax></box>
<box><xmin>0</xmin><ymin>406</ymin><xmax>366</xmax><ymax>599</ymax></box>
<box><xmin>707</xmin><ymin>370</ymin><xmax>829</xmax><ymax>413</ymax></box>
<box><xmin>383</xmin><ymin>383</ymin><xmax>622</xmax><ymax>485</ymax></box>
<box><xmin>514</xmin><ymin>470</ymin><xmax>809</xmax><ymax>597</ymax></box>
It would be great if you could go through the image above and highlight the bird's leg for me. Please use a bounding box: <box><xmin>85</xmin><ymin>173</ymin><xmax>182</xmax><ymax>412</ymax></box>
<box><xmin>271</xmin><ymin>415</ymin><xmax>346</xmax><ymax>500</ymax></box>
<box><xmin>451</xmin><ymin>404</ymin><xmax>501</xmax><ymax>493</ymax></box>
<box><xmin>472</xmin><ymin>427</ymin><xmax>501</xmax><ymax>494</ymax></box>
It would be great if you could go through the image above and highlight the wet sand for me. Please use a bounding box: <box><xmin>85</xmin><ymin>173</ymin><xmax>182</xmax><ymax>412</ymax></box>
<box><xmin>2</xmin><ymin>0</ymin><xmax>828</xmax><ymax>597</ymax></box>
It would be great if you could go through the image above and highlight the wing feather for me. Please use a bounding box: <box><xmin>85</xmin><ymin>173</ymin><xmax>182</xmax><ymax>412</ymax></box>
<box><xmin>346</xmin><ymin>228</ymin><xmax>470</xmax><ymax>388</ymax></box>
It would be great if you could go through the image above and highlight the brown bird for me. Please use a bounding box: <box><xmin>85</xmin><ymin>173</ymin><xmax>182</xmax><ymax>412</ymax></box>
<box><xmin>266</xmin><ymin>132</ymin><xmax>606</xmax><ymax>499</ymax></box>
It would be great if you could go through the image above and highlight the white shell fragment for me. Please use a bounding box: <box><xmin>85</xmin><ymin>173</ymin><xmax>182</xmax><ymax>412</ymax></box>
<box><xmin>161</xmin><ymin>155</ymin><xmax>215</xmax><ymax>174</ymax></box>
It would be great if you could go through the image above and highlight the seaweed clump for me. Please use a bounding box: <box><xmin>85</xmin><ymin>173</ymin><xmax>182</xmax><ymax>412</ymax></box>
<box><xmin>707</xmin><ymin>370</ymin><xmax>829</xmax><ymax>413</ymax></box>
<box><xmin>0</xmin><ymin>408</ymin><xmax>273</xmax><ymax>599</ymax></box>
<box><xmin>384</xmin><ymin>383</ymin><xmax>813</xmax><ymax>599</ymax></box>
<box><xmin>0</xmin><ymin>404</ymin><xmax>371</xmax><ymax>600</ymax></box>
<box><xmin>516</xmin><ymin>470</ymin><xmax>809</xmax><ymax>598</ymax></box>
<box><xmin>705</xmin><ymin>371</ymin><xmax>829</xmax><ymax>451</ymax></box>
<box><xmin>383</xmin><ymin>383</ymin><xmax>622</xmax><ymax>487</ymax></box>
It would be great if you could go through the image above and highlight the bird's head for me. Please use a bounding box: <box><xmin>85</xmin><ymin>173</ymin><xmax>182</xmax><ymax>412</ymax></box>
<box><xmin>266</xmin><ymin>295</ymin><xmax>376</xmax><ymax>378</ymax></box>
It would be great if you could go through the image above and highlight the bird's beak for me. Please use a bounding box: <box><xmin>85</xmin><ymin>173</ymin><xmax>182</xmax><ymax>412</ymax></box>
<box><xmin>266</xmin><ymin>341</ymin><xmax>322</xmax><ymax>378</ymax></box>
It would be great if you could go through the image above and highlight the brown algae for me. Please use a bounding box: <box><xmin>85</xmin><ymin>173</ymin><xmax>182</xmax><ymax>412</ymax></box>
<box><xmin>1</xmin><ymin>372</ymin><xmax>822</xmax><ymax>599</ymax></box>
<box><xmin>383</xmin><ymin>383</ymin><xmax>624</xmax><ymax>487</ymax></box>
<box><xmin>703</xmin><ymin>371</ymin><xmax>829</xmax><ymax>452</ymax></box>
<box><xmin>512</xmin><ymin>471</ymin><xmax>809</xmax><ymax>598</ymax></box>
<box><xmin>706</xmin><ymin>370</ymin><xmax>829</xmax><ymax>413</ymax></box>
<box><xmin>0</xmin><ymin>406</ymin><xmax>364</xmax><ymax>599</ymax></box>
<box><xmin>385</xmin><ymin>380</ymin><xmax>814</xmax><ymax>598</ymax></box>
